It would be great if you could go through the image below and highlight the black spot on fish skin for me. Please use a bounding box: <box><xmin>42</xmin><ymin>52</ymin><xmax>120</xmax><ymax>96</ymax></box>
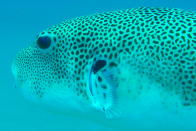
<box><xmin>109</xmin><ymin>62</ymin><xmax>118</xmax><ymax>67</ymax></box>
<box><xmin>92</xmin><ymin>60</ymin><xmax>107</xmax><ymax>74</ymax></box>
<box><xmin>98</xmin><ymin>76</ymin><xmax>102</xmax><ymax>82</ymax></box>
<box><xmin>103</xmin><ymin>93</ymin><xmax>106</xmax><ymax>99</ymax></box>
<box><xmin>102</xmin><ymin>85</ymin><xmax>107</xmax><ymax>89</ymax></box>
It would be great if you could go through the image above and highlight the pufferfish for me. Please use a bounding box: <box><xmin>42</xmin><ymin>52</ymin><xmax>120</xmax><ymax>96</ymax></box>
<box><xmin>12</xmin><ymin>7</ymin><xmax>196</xmax><ymax>120</ymax></box>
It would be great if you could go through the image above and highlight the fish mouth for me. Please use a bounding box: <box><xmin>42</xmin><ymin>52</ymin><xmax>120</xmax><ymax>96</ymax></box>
<box><xmin>11</xmin><ymin>59</ymin><xmax>17</xmax><ymax>81</ymax></box>
<box><xmin>12</xmin><ymin>59</ymin><xmax>23</xmax><ymax>89</ymax></box>
<box><xmin>12</xmin><ymin>59</ymin><xmax>39</xmax><ymax>100</ymax></box>
<box><xmin>12</xmin><ymin>59</ymin><xmax>20</xmax><ymax>89</ymax></box>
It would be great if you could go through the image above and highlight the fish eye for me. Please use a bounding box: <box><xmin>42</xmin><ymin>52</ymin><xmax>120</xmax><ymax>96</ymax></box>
<box><xmin>37</xmin><ymin>36</ymin><xmax>51</xmax><ymax>49</ymax></box>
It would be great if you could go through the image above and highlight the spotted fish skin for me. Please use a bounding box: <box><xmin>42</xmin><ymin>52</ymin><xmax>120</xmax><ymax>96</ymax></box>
<box><xmin>13</xmin><ymin>8</ymin><xmax>196</xmax><ymax>117</ymax></box>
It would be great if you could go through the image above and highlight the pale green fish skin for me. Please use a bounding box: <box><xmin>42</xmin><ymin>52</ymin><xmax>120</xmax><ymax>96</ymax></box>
<box><xmin>12</xmin><ymin>7</ymin><xmax>196</xmax><ymax>129</ymax></box>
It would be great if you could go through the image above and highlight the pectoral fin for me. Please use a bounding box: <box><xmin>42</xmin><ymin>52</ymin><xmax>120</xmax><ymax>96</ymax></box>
<box><xmin>87</xmin><ymin>59</ymin><xmax>121</xmax><ymax>118</ymax></box>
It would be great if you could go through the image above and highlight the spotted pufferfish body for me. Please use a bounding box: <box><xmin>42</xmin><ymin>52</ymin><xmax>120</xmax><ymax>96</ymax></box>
<box><xmin>13</xmin><ymin>7</ymin><xmax>196</xmax><ymax>118</ymax></box>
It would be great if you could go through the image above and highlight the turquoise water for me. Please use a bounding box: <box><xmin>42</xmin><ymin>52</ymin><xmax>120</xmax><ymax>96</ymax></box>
<box><xmin>0</xmin><ymin>0</ymin><xmax>195</xmax><ymax>131</ymax></box>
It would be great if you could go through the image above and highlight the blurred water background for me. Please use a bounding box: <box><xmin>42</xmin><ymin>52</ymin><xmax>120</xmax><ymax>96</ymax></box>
<box><xmin>0</xmin><ymin>0</ymin><xmax>195</xmax><ymax>130</ymax></box>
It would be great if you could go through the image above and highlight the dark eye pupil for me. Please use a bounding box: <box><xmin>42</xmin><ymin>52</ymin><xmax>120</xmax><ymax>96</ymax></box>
<box><xmin>37</xmin><ymin>36</ymin><xmax>51</xmax><ymax>49</ymax></box>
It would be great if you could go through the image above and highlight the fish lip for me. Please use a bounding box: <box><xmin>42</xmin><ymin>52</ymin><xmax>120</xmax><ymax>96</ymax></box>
<box><xmin>11</xmin><ymin>60</ymin><xmax>23</xmax><ymax>89</ymax></box>
<box><xmin>11</xmin><ymin>58</ymin><xmax>17</xmax><ymax>79</ymax></box>
<box><xmin>11</xmin><ymin>59</ymin><xmax>19</xmax><ymax>89</ymax></box>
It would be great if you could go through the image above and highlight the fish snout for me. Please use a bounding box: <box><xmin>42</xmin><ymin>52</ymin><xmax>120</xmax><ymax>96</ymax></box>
<box><xmin>12</xmin><ymin>59</ymin><xmax>17</xmax><ymax>81</ymax></box>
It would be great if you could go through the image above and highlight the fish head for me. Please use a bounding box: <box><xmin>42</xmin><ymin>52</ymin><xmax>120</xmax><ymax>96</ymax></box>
<box><xmin>12</xmin><ymin>23</ymin><xmax>93</xmax><ymax>112</ymax></box>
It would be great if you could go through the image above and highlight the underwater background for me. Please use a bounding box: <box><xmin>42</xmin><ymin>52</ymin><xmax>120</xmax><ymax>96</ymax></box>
<box><xmin>0</xmin><ymin>0</ymin><xmax>195</xmax><ymax>131</ymax></box>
